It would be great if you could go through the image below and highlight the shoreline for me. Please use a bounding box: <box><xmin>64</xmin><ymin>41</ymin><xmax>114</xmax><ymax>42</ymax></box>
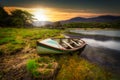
<box><xmin>67</xmin><ymin>28</ymin><xmax>120</xmax><ymax>30</ymax></box>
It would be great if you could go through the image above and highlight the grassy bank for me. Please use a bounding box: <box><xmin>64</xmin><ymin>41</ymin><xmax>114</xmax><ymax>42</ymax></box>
<box><xmin>0</xmin><ymin>28</ymin><xmax>118</xmax><ymax>80</ymax></box>
<box><xmin>0</xmin><ymin>28</ymin><xmax>63</xmax><ymax>80</ymax></box>
<box><xmin>0</xmin><ymin>28</ymin><xmax>63</xmax><ymax>56</ymax></box>
<box><xmin>56</xmin><ymin>54</ymin><xmax>117</xmax><ymax>80</ymax></box>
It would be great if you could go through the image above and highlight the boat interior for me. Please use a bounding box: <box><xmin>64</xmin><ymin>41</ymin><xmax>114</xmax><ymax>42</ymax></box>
<box><xmin>52</xmin><ymin>38</ymin><xmax>84</xmax><ymax>49</ymax></box>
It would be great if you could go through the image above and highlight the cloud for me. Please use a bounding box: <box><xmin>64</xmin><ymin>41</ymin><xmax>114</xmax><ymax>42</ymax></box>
<box><xmin>4</xmin><ymin>6</ymin><xmax>120</xmax><ymax>22</ymax></box>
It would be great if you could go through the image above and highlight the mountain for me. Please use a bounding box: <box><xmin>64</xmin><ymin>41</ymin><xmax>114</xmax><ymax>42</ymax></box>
<box><xmin>88</xmin><ymin>15</ymin><xmax>120</xmax><ymax>22</ymax></box>
<box><xmin>32</xmin><ymin>21</ymin><xmax>53</xmax><ymax>27</ymax></box>
<box><xmin>69</xmin><ymin>17</ymin><xmax>86</xmax><ymax>22</ymax></box>
<box><xmin>60</xmin><ymin>15</ymin><xmax>120</xmax><ymax>23</ymax></box>
<box><xmin>60</xmin><ymin>17</ymin><xmax>86</xmax><ymax>23</ymax></box>
<box><xmin>32</xmin><ymin>15</ymin><xmax>120</xmax><ymax>26</ymax></box>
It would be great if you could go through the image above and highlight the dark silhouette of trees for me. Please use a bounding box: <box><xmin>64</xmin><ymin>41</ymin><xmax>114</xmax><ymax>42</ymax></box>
<box><xmin>0</xmin><ymin>5</ymin><xmax>34</xmax><ymax>27</ymax></box>
<box><xmin>10</xmin><ymin>9</ymin><xmax>34</xmax><ymax>27</ymax></box>
<box><xmin>0</xmin><ymin>5</ymin><xmax>9</xmax><ymax>27</ymax></box>
<box><xmin>63</xmin><ymin>22</ymin><xmax>120</xmax><ymax>29</ymax></box>
<box><xmin>53</xmin><ymin>22</ymin><xmax>64</xmax><ymax>29</ymax></box>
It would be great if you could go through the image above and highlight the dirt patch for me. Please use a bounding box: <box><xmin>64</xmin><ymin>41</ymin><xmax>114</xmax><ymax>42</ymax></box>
<box><xmin>0</xmin><ymin>47</ymin><xmax>60</xmax><ymax>80</ymax></box>
<box><xmin>0</xmin><ymin>48</ymin><xmax>39</xmax><ymax>80</ymax></box>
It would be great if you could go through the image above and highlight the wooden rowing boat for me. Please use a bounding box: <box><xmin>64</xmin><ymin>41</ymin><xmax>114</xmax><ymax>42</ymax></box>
<box><xmin>36</xmin><ymin>38</ymin><xmax>86</xmax><ymax>54</ymax></box>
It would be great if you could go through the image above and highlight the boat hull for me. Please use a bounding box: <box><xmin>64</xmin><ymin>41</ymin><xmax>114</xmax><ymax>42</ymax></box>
<box><xmin>36</xmin><ymin>38</ymin><xmax>86</xmax><ymax>54</ymax></box>
<box><xmin>37</xmin><ymin>42</ymin><xmax>70</xmax><ymax>54</ymax></box>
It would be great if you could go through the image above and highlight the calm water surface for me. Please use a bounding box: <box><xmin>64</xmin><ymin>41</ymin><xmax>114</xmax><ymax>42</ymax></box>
<box><xmin>70</xmin><ymin>29</ymin><xmax>120</xmax><ymax>37</ymax></box>
<box><xmin>82</xmin><ymin>38</ymin><xmax>120</xmax><ymax>51</ymax></box>
<box><xmin>67</xmin><ymin>29</ymin><xmax>120</xmax><ymax>74</ymax></box>
<box><xmin>69</xmin><ymin>29</ymin><xmax>120</xmax><ymax>51</ymax></box>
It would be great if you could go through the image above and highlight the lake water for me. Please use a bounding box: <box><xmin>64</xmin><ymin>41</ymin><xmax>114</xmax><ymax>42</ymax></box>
<box><xmin>69</xmin><ymin>29</ymin><xmax>120</xmax><ymax>51</ymax></box>
<box><xmin>82</xmin><ymin>38</ymin><xmax>120</xmax><ymax>51</ymax></box>
<box><xmin>70</xmin><ymin>29</ymin><xmax>120</xmax><ymax>37</ymax></box>
<box><xmin>67</xmin><ymin>29</ymin><xmax>120</xmax><ymax>74</ymax></box>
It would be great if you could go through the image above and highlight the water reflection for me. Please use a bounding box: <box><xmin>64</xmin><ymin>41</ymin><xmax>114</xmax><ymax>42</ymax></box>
<box><xmin>67</xmin><ymin>29</ymin><xmax>120</xmax><ymax>74</ymax></box>
<box><xmin>82</xmin><ymin>38</ymin><xmax>120</xmax><ymax>51</ymax></box>
<box><xmin>70</xmin><ymin>30</ymin><xmax>120</xmax><ymax>37</ymax></box>
<box><xmin>80</xmin><ymin>45</ymin><xmax>120</xmax><ymax>74</ymax></box>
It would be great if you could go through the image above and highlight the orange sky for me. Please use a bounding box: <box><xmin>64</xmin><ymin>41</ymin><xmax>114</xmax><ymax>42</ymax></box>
<box><xmin>4</xmin><ymin>7</ymin><xmax>120</xmax><ymax>22</ymax></box>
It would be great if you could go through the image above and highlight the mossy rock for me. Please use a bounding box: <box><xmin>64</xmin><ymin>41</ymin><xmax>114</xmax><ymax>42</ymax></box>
<box><xmin>27</xmin><ymin>57</ymin><xmax>59</xmax><ymax>79</ymax></box>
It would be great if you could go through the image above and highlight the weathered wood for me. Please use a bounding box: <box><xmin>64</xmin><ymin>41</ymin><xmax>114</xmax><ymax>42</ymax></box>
<box><xmin>62</xmin><ymin>41</ymin><xmax>73</xmax><ymax>48</ymax></box>
<box><xmin>71</xmin><ymin>39</ymin><xmax>80</xmax><ymax>46</ymax></box>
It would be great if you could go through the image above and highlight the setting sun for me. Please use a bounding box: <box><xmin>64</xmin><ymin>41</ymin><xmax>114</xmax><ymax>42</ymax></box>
<box><xmin>33</xmin><ymin>9</ymin><xmax>49</xmax><ymax>21</ymax></box>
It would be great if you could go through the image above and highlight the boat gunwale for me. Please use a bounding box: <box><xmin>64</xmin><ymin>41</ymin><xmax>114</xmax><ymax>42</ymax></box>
<box><xmin>37</xmin><ymin>38</ymin><xmax>86</xmax><ymax>52</ymax></box>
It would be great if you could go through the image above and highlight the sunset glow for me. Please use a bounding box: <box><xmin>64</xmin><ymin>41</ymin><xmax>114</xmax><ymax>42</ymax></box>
<box><xmin>4</xmin><ymin>7</ymin><xmax>120</xmax><ymax>22</ymax></box>
<box><xmin>33</xmin><ymin>9</ymin><xmax>49</xmax><ymax>21</ymax></box>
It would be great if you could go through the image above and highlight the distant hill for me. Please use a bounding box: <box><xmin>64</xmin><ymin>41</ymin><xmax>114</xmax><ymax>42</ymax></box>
<box><xmin>32</xmin><ymin>21</ymin><xmax>53</xmax><ymax>27</ymax></box>
<box><xmin>32</xmin><ymin>15</ymin><xmax>120</xmax><ymax>26</ymax></box>
<box><xmin>68</xmin><ymin>17</ymin><xmax>86</xmax><ymax>22</ymax></box>
<box><xmin>60</xmin><ymin>15</ymin><xmax>120</xmax><ymax>24</ymax></box>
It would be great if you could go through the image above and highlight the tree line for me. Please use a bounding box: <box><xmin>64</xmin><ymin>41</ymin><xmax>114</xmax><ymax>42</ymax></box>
<box><xmin>63</xmin><ymin>21</ymin><xmax>120</xmax><ymax>29</ymax></box>
<box><xmin>0</xmin><ymin>5</ymin><xmax>34</xmax><ymax>27</ymax></box>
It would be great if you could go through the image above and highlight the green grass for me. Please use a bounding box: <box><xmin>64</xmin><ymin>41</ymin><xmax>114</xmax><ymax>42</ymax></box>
<box><xmin>27</xmin><ymin>57</ymin><xmax>57</xmax><ymax>78</ymax></box>
<box><xmin>27</xmin><ymin>59</ymin><xmax>39</xmax><ymax>71</ymax></box>
<box><xmin>56</xmin><ymin>54</ymin><xmax>114</xmax><ymax>80</ymax></box>
<box><xmin>0</xmin><ymin>28</ymin><xmax>63</xmax><ymax>55</ymax></box>
<box><xmin>37</xmin><ymin>57</ymin><xmax>55</xmax><ymax>63</ymax></box>
<box><xmin>27</xmin><ymin>59</ymin><xmax>40</xmax><ymax>77</ymax></box>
